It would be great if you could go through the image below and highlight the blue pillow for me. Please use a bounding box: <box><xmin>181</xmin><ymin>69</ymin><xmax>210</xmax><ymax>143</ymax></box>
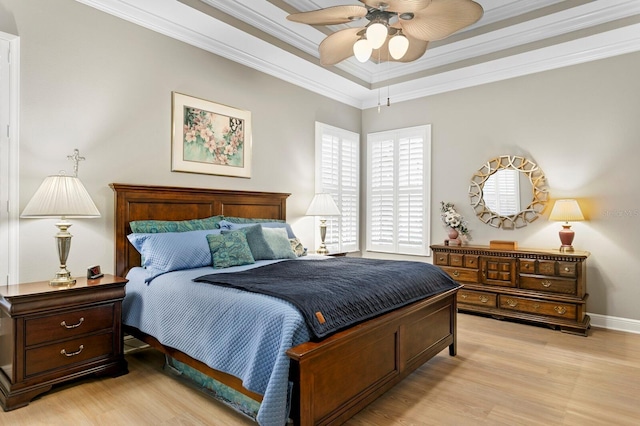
<box><xmin>130</xmin><ymin>215</ymin><xmax>224</xmax><ymax>233</ymax></box>
<box><xmin>206</xmin><ymin>231</ymin><xmax>255</xmax><ymax>268</ymax></box>
<box><xmin>217</xmin><ymin>219</ymin><xmax>296</xmax><ymax>239</ymax></box>
<box><xmin>262</xmin><ymin>227</ymin><xmax>296</xmax><ymax>259</ymax></box>
<box><xmin>127</xmin><ymin>229</ymin><xmax>220</xmax><ymax>282</ymax></box>
<box><xmin>221</xmin><ymin>224</ymin><xmax>276</xmax><ymax>260</ymax></box>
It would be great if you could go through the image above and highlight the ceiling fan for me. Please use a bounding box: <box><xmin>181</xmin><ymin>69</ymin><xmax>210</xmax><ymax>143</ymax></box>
<box><xmin>287</xmin><ymin>0</ymin><xmax>483</xmax><ymax>65</ymax></box>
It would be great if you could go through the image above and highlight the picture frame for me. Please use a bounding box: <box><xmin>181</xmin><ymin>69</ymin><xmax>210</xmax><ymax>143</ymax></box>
<box><xmin>171</xmin><ymin>92</ymin><xmax>252</xmax><ymax>178</ymax></box>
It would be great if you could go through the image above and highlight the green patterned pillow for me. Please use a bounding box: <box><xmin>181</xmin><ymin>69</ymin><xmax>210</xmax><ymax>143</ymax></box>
<box><xmin>130</xmin><ymin>215</ymin><xmax>224</xmax><ymax>233</ymax></box>
<box><xmin>206</xmin><ymin>231</ymin><xmax>255</xmax><ymax>268</ymax></box>
<box><xmin>221</xmin><ymin>224</ymin><xmax>276</xmax><ymax>260</ymax></box>
<box><xmin>224</xmin><ymin>216</ymin><xmax>285</xmax><ymax>224</ymax></box>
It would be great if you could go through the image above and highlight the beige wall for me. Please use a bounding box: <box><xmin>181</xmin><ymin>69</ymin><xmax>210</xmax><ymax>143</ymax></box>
<box><xmin>2</xmin><ymin>0</ymin><xmax>638</xmax><ymax>324</ymax></box>
<box><xmin>1</xmin><ymin>0</ymin><xmax>360</xmax><ymax>283</ymax></box>
<box><xmin>363</xmin><ymin>52</ymin><xmax>640</xmax><ymax>322</ymax></box>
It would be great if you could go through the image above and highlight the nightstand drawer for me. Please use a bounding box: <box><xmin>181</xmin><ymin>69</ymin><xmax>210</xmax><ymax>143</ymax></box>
<box><xmin>458</xmin><ymin>289</ymin><xmax>496</xmax><ymax>307</ymax></box>
<box><xmin>25</xmin><ymin>304</ymin><xmax>115</xmax><ymax>346</ymax></box>
<box><xmin>520</xmin><ymin>276</ymin><xmax>577</xmax><ymax>295</ymax></box>
<box><xmin>441</xmin><ymin>266</ymin><xmax>478</xmax><ymax>283</ymax></box>
<box><xmin>25</xmin><ymin>332</ymin><xmax>114</xmax><ymax>377</ymax></box>
<box><xmin>499</xmin><ymin>296</ymin><xmax>577</xmax><ymax>320</ymax></box>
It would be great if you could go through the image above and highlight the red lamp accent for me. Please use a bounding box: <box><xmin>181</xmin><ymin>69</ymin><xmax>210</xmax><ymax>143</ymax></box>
<box><xmin>548</xmin><ymin>199</ymin><xmax>584</xmax><ymax>252</ymax></box>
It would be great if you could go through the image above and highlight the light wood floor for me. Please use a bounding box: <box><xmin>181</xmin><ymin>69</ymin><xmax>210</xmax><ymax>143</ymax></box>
<box><xmin>2</xmin><ymin>313</ymin><xmax>639</xmax><ymax>425</ymax></box>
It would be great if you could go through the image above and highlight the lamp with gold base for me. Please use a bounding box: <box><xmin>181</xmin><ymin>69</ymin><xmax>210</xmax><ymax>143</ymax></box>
<box><xmin>21</xmin><ymin>173</ymin><xmax>100</xmax><ymax>286</ymax></box>
<box><xmin>306</xmin><ymin>193</ymin><xmax>341</xmax><ymax>255</ymax></box>
<box><xmin>548</xmin><ymin>199</ymin><xmax>584</xmax><ymax>252</ymax></box>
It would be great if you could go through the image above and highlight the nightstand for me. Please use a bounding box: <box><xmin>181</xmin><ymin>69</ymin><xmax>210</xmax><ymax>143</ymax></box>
<box><xmin>327</xmin><ymin>252</ymin><xmax>348</xmax><ymax>257</ymax></box>
<box><xmin>0</xmin><ymin>274</ymin><xmax>128</xmax><ymax>411</ymax></box>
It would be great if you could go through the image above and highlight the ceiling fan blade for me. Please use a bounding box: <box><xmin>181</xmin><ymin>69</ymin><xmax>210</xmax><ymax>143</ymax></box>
<box><xmin>372</xmin><ymin>33</ymin><xmax>429</xmax><ymax>63</ymax></box>
<box><xmin>359</xmin><ymin>0</ymin><xmax>432</xmax><ymax>14</ymax></box>
<box><xmin>319</xmin><ymin>28</ymin><xmax>362</xmax><ymax>65</ymax></box>
<box><xmin>400</xmin><ymin>0</ymin><xmax>483</xmax><ymax>41</ymax></box>
<box><xmin>287</xmin><ymin>5</ymin><xmax>367</xmax><ymax>25</ymax></box>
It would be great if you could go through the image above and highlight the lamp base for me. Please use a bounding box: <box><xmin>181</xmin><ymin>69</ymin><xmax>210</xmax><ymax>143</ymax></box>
<box><xmin>558</xmin><ymin>223</ymin><xmax>576</xmax><ymax>253</ymax></box>
<box><xmin>50</xmin><ymin>269</ymin><xmax>76</xmax><ymax>287</ymax></box>
<box><xmin>316</xmin><ymin>246</ymin><xmax>330</xmax><ymax>255</ymax></box>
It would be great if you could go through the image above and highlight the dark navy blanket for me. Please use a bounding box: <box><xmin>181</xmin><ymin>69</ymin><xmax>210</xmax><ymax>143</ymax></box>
<box><xmin>194</xmin><ymin>258</ymin><xmax>460</xmax><ymax>340</ymax></box>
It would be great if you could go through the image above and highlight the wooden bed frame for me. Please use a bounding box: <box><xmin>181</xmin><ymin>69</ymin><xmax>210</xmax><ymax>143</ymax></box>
<box><xmin>111</xmin><ymin>183</ymin><xmax>459</xmax><ymax>426</ymax></box>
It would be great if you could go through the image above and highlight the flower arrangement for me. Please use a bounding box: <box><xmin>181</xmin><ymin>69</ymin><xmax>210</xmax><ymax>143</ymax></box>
<box><xmin>440</xmin><ymin>201</ymin><xmax>470</xmax><ymax>236</ymax></box>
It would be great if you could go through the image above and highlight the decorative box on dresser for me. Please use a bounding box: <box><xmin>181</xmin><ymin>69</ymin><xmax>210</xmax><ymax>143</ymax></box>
<box><xmin>0</xmin><ymin>275</ymin><xmax>128</xmax><ymax>411</ymax></box>
<box><xmin>430</xmin><ymin>245</ymin><xmax>590</xmax><ymax>336</ymax></box>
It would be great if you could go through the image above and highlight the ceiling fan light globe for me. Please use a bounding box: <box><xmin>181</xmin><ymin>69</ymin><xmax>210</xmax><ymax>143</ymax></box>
<box><xmin>366</xmin><ymin>22</ymin><xmax>388</xmax><ymax>49</ymax></box>
<box><xmin>353</xmin><ymin>38</ymin><xmax>373</xmax><ymax>62</ymax></box>
<box><xmin>389</xmin><ymin>34</ymin><xmax>409</xmax><ymax>59</ymax></box>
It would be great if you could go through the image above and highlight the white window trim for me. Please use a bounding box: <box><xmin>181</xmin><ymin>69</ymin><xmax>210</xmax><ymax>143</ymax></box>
<box><xmin>366</xmin><ymin>125</ymin><xmax>431</xmax><ymax>257</ymax></box>
<box><xmin>0</xmin><ymin>31</ymin><xmax>20</xmax><ymax>285</ymax></box>
<box><xmin>314</xmin><ymin>122</ymin><xmax>360</xmax><ymax>254</ymax></box>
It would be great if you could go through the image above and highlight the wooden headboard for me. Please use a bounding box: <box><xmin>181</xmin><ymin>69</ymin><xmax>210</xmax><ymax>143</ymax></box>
<box><xmin>110</xmin><ymin>183</ymin><xmax>290</xmax><ymax>277</ymax></box>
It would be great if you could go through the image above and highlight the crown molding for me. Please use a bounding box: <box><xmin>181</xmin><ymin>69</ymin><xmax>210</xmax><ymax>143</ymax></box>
<box><xmin>76</xmin><ymin>0</ymin><xmax>640</xmax><ymax>110</ymax></box>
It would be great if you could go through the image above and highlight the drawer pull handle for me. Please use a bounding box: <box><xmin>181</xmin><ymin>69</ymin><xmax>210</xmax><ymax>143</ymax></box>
<box><xmin>439</xmin><ymin>257</ymin><xmax>445</xmax><ymax>262</ymax></box>
<box><xmin>541</xmin><ymin>280</ymin><xmax>552</xmax><ymax>288</ymax></box>
<box><xmin>61</xmin><ymin>317</ymin><xmax>84</xmax><ymax>329</ymax></box>
<box><xmin>453</xmin><ymin>270</ymin><xmax>460</xmax><ymax>277</ymax></box>
<box><xmin>533</xmin><ymin>303</ymin><xmax>540</xmax><ymax>311</ymax></box>
<box><xmin>61</xmin><ymin>345</ymin><xmax>84</xmax><ymax>357</ymax></box>
<box><xmin>506</xmin><ymin>299</ymin><xmax>518</xmax><ymax>307</ymax></box>
<box><xmin>554</xmin><ymin>306</ymin><xmax>567</xmax><ymax>315</ymax></box>
<box><xmin>479</xmin><ymin>296</ymin><xmax>489</xmax><ymax>303</ymax></box>
<box><xmin>564</xmin><ymin>267</ymin><xmax>570</xmax><ymax>272</ymax></box>
<box><xmin>461</xmin><ymin>294</ymin><xmax>468</xmax><ymax>299</ymax></box>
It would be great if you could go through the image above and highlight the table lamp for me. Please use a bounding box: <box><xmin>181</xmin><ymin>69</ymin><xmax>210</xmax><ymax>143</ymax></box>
<box><xmin>306</xmin><ymin>193</ymin><xmax>341</xmax><ymax>255</ymax></box>
<box><xmin>21</xmin><ymin>173</ymin><xmax>100</xmax><ymax>286</ymax></box>
<box><xmin>548</xmin><ymin>199</ymin><xmax>584</xmax><ymax>252</ymax></box>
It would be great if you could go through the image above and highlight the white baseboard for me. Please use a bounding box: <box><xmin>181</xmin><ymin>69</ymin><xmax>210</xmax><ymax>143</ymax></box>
<box><xmin>589</xmin><ymin>313</ymin><xmax>640</xmax><ymax>334</ymax></box>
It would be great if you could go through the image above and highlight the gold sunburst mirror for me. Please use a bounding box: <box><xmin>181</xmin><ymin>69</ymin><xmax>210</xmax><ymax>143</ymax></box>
<box><xmin>469</xmin><ymin>155</ymin><xmax>548</xmax><ymax>229</ymax></box>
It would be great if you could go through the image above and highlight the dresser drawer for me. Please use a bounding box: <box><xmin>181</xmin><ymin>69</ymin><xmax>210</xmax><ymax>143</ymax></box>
<box><xmin>520</xmin><ymin>276</ymin><xmax>577</xmax><ymax>295</ymax></box>
<box><xmin>458</xmin><ymin>289</ymin><xmax>496</xmax><ymax>308</ymax></box>
<box><xmin>499</xmin><ymin>296</ymin><xmax>577</xmax><ymax>320</ymax></box>
<box><xmin>434</xmin><ymin>253</ymin><xmax>449</xmax><ymax>266</ymax></box>
<box><xmin>25</xmin><ymin>332</ymin><xmax>114</xmax><ymax>377</ymax></box>
<box><xmin>558</xmin><ymin>262</ymin><xmax>577</xmax><ymax>278</ymax></box>
<box><xmin>441</xmin><ymin>266</ymin><xmax>478</xmax><ymax>283</ymax></box>
<box><xmin>450</xmin><ymin>254</ymin><xmax>464</xmax><ymax>267</ymax></box>
<box><xmin>25</xmin><ymin>304</ymin><xmax>115</xmax><ymax>347</ymax></box>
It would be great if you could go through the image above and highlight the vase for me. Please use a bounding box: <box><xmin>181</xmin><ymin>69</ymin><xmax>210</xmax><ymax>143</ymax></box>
<box><xmin>447</xmin><ymin>228</ymin><xmax>459</xmax><ymax>240</ymax></box>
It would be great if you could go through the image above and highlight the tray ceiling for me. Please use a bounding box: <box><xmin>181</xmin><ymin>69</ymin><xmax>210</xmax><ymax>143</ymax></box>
<box><xmin>78</xmin><ymin>0</ymin><xmax>640</xmax><ymax>108</ymax></box>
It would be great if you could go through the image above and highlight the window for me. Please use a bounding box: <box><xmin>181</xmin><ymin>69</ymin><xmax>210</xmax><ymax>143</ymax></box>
<box><xmin>366</xmin><ymin>125</ymin><xmax>431</xmax><ymax>256</ymax></box>
<box><xmin>315</xmin><ymin>122</ymin><xmax>359</xmax><ymax>253</ymax></box>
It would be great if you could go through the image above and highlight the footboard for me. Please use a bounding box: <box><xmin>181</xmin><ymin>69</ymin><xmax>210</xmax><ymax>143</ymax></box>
<box><xmin>287</xmin><ymin>288</ymin><xmax>458</xmax><ymax>426</ymax></box>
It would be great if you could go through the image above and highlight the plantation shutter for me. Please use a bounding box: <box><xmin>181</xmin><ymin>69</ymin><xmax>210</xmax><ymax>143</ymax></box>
<box><xmin>367</xmin><ymin>125</ymin><xmax>431</xmax><ymax>256</ymax></box>
<box><xmin>315</xmin><ymin>122</ymin><xmax>360</xmax><ymax>253</ymax></box>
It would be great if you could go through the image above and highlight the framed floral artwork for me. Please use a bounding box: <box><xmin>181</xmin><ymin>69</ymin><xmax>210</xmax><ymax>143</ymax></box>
<box><xmin>171</xmin><ymin>92</ymin><xmax>252</xmax><ymax>178</ymax></box>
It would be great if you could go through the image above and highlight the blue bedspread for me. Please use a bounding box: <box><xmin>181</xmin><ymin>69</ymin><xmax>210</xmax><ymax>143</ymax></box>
<box><xmin>123</xmin><ymin>260</ymin><xmax>311</xmax><ymax>426</ymax></box>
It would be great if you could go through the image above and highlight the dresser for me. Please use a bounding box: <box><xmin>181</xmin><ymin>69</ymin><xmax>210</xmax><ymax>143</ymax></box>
<box><xmin>430</xmin><ymin>245</ymin><xmax>590</xmax><ymax>335</ymax></box>
<box><xmin>0</xmin><ymin>275</ymin><xmax>128</xmax><ymax>410</ymax></box>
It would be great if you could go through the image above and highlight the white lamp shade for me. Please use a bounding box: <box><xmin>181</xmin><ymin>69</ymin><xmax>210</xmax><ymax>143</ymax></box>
<box><xmin>306</xmin><ymin>193</ymin><xmax>341</xmax><ymax>217</ymax></box>
<box><xmin>21</xmin><ymin>175</ymin><xmax>101</xmax><ymax>218</ymax></box>
<box><xmin>548</xmin><ymin>199</ymin><xmax>584</xmax><ymax>222</ymax></box>
<box><xmin>389</xmin><ymin>34</ymin><xmax>409</xmax><ymax>59</ymax></box>
<box><xmin>366</xmin><ymin>22</ymin><xmax>388</xmax><ymax>49</ymax></box>
<box><xmin>353</xmin><ymin>38</ymin><xmax>373</xmax><ymax>62</ymax></box>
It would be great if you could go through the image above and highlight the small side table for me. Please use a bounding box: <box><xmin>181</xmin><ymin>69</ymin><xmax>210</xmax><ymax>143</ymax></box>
<box><xmin>0</xmin><ymin>274</ymin><xmax>128</xmax><ymax>411</ymax></box>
